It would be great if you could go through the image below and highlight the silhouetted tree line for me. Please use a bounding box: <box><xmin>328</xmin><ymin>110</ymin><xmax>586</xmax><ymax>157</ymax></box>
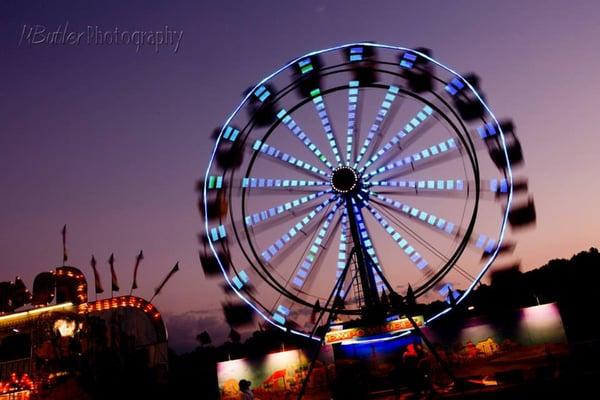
<box><xmin>458</xmin><ymin>247</ymin><xmax>600</xmax><ymax>343</ymax></box>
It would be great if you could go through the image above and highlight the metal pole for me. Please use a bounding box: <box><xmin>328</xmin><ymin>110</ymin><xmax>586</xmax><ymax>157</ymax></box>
<box><xmin>296</xmin><ymin>249</ymin><xmax>355</xmax><ymax>400</ymax></box>
<box><xmin>344</xmin><ymin>195</ymin><xmax>380</xmax><ymax>315</ymax></box>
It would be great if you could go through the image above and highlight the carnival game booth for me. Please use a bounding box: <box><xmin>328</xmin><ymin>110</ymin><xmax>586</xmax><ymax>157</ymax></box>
<box><xmin>0</xmin><ymin>266</ymin><xmax>168</xmax><ymax>398</ymax></box>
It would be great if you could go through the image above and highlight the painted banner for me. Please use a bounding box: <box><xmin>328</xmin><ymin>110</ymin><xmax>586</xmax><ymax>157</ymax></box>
<box><xmin>325</xmin><ymin>316</ymin><xmax>425</xmax><ymax>344</ymax></box>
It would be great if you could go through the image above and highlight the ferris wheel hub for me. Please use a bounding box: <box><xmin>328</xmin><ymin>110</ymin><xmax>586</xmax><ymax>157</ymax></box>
<box><xmin>331</xmin><ymin>166</ymin><xmax>360</xmax><ymax>194</ymax></box>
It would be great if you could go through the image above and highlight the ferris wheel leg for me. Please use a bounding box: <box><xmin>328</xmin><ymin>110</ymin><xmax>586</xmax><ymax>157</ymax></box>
<box><xmin>345</xmin><ymin>195</ymin><xmax>383</xmax><ymax>319</ymax></box>
<box><xmin>296</xmin><ymin>248</ymin><xmax>357</xmax><ymax>400</ymax></box>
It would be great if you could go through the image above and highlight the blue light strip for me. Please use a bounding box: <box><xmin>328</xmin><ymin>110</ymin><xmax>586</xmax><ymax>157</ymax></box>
<box><xmin>346</xmin><ymin>81</ymin><xmax>359</xmax><ymax>165</ymax></box>
<box><xmin>311</xmin><ymin>88</ymin><xmax>342</xmax><ymax>164</ymax></box>
<box><xmin>444</xmin><ymin>78</ymin><xmax>464</xmax><ymax>96</ymax></box>
<box><xmin>473</xmin><ymin>233</ymin><xmax>497</xmax><ymax>254</ymax></box>
<box><xmin>354</xmin><ymin>85</ymin><xmax>400</xmax><ymax>167</ymax></box>
<box><xmin>244</xmin><ymin>190</ymin><xmax>330</xmax><ymax>226</ymax></box>
<box><xmin>367</xmin><ymin>138</ymin><xmax>458</xmax><ymax>179</ymax></box>
<box><xmin>362</xmin><ymin>201</ymin><xmax>430</xmax><ymax>271</ymax></box>
<box><xmin>209</xmin><ymin>224</ymin><xmax>227</xmax><ymax>241</ymax></box>
<box><xmin>368</xmin><ymin>179</ymin><xmax>464</xmax><ymax>192</ymax></box>
<box><xmin>292</xmin><ymin>201</ymin><xmax>341</xmax><ymax>288</ymax></box>
<box><xmin>272</xmin><ymin>303</ymin><xmax>290</xmax><ymax>325</ymax></box>
<box><xmin>349</xmin><ymin>46</ymin><xmax>363</xmax><ymax>62</ymax></box>
<box><xmin>369</xmin><ymin>178</ymin><xmax>508</xmax><ymax>194</ymax></box>
<box><xmin>222</xmin><ymin>126</ymin><xmax>240</xmax><ymax>142</ymax></box>
<box><xmin>487</xmin><ymin>178</ymin><xmax>509</xmax><ymax>193</ymax></box>
<box><xmin>399</xmin><ymin>52</ymin><xmax>417</xmax><ymax>69</ymax></box>
<box><xmin>477</xmin><ymin>122</ymin><xmax>497</xmax><ymax>139</ymax></box>
<box><xmin>241</xmin><ymin>177</ymin><xmax>329</xmax><ymax>189</ymax></box>
<box><xmin>361</xmin><ymin>105</ymin><xmax>434</xmax><ymax>172</ymax></box>
<box><xmin>369</xmin><ymin>192</ymin><xmax>458</xmax><ymax>236</ymax></box>
<box><xmin>252</xmin><ymin>140</ymin><xmax>329</xmax><ymax>177</ymax></box>
<box><xmin>231</xmin><ymin>270</ymin><xmax>250</xmax><ymax>290</ymax></box>
<box><xmin>254</xmin><ymin>85</ymin><xmax>271</xmax><ymax>102</ymax></box>
<box><xmin>276</xmin><ymin>109</ymin><xmax>334</xmax><ymax>169</ymax></box>
<box><xmin>261</xmin><ymin>196</ymin><xmax>337</xmax><ymax>262</ymax></box>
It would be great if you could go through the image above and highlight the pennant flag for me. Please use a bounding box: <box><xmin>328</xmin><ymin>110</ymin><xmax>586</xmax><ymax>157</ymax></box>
<box><xmin>131</xmin><ymin>250</ymin><xmax>144</xmax><ymax>292</ymax></box>
<box><xmin>310</xmin><ymin>300</ymin><xmax>321</xmax><ymax>324</ymax></box>
<box><xmin>152</xmin><ymin>262</ymin><xmax>179</xmax><ymax>299</ymax></box>
<box><xmin>380</xmin><ymin>289</ymin><xmax>390</xmax><ymax>309</ymax></box>
<box><xmin>197</xmin><ymin>331</ymin><xmax>212</xmax><ymax>346</ymax></box>
<box><xmin>406</xmin><ymin>284</ymin><xmax>417</xmax><ymax>311</ymax></box>
<box><xmin>91</xmin><ymin>256</ymin><xmax>104</xmax><ymax>294</ymax></box>
<box><xmin>228</xmin><ymin>328</ymin><xmax>241</xmax><ymax>343</ymax></box>
<box><xmin>109</xmin><ymin>253</ymin><xmax>119</xmax><ymax>292</ymax></box>
<box><xmin>448</xmin><ymin>289</ymin><xmax>457</xmax><ymax>307</ymax></box>
<box><xmin>61</xmin><ymin>225</ymin><xmax>68</xmax><ymax>264</ymax></box>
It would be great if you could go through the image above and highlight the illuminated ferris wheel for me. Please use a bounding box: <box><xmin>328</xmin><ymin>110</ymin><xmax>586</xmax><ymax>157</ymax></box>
<box><xmin>200</xmin><ymin>43</ymin><xmax>534</xmax><ymax>340</ymax></box>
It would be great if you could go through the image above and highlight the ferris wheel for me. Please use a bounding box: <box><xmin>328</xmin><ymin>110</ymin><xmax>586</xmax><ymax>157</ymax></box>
<box><xmin>200</xmin><ymin>43</ymin><xmax>534</xmax><ymax>340</ymax></box>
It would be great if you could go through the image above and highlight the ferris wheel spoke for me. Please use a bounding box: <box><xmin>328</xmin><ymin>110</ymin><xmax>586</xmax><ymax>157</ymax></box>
<box><xmin>368</xmin><ymin>177</ymin><xmax>515</xmax><ymax>198</ymax></box>
<box><xmin>276</xmin><ymin>109</ymin><xmax>334</xmax><ymax>170</ymax></box>
<box><xmin>360</xmin><ymin>198</ymin><xmax>432</xmax><ymax>275</ymax></box>
<box><xmin>291</xmin><ymin>202</ymin><xmax>341</xmax><ymax>289</ymax></box>
<box><xmin>345</xmin><ymin>81</ymin><xmax>359</xmax><ymax>165</ymax></box>
<box><xmin>359</xmin><ymin>105</ymin><xmax>434</xmax><ymax>173</ymax></box>
<box><xmin>208</xmin><ymin>175</ymin><xmax>329</xmax><ymax>191</ymax></box>
<box><xmin>349</xmin><ymin>198</ymin><xmax>386</xmax><ymax>292</ymax></box>
<box><xmin>367</xmin><ymin>178</ymin><xmax>465</xmax><ymax>194</ymax></box>
<box><xmin>369</xmin><ymin>191</ymin><xmax>459</xmax><ymax>236</ymax></box>
<box><xmin>260</xmin><ymin>196</ymin><xmax>339</xmax><ymax>263</ymax></box>
<box><xmin>354</xmin><ymin>85</ymin><xmax>401</xmax><ymax>168</ymax></box>
<box><xmin>365</xmin><ymin>137</ymin><xmax>459</xmax><ymax>180</ymax></box>
<box><xmin>245</xmin><ymin>190</ymin><xmax>332</xmax><ymax>227</ymax></box>
<box><xmin>310</xmin><ymin>88</ymin><xmax>343</xmax><ymax>164</ymax></box>
<box><xmin>360</xmin><ymin>199</ymin><xmax>465</xmax><ymax>302</ymax></box>
<box><xmin>241</xmin><ymin>177</ymin><xmax>330</xmax><ymax>190</ymax></box>
<box><xmin>370</xmin><ymin>192</ymin><xmax>500</xmax><ymax>260</ymax></box>
<box><xmin>251</xmin><ymin>139</ymin><xmax>329</xmax><ymax>178</ymax></box>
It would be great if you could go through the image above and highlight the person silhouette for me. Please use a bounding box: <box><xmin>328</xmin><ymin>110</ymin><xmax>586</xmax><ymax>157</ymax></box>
<box><xmin>239</xmin><ymin>379</ymin><xmax>254</xmax><ymax>400</ymax></box>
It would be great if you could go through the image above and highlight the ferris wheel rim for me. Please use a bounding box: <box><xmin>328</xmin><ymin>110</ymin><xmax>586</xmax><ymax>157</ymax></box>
<box><xmin>202</xmin><ymin>42</ymin><xmax>514</xmax><ymax>336</ymax></box>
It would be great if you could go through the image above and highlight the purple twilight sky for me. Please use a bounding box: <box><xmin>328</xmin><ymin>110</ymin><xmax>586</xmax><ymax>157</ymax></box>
<box><xmin>1</xmin><ymin>0</ymin><xmax>600</xmax><ymax>351</ymax></box>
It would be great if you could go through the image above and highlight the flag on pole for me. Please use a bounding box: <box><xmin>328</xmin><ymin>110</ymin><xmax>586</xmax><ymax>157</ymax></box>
<box><xmin>310</xmin><ymin>300</ymin><xmax>320</xmax><ymax>324</ymax></box>
<box><xmin>131</xmin><ymin>250</ymin><xmax>144</xmax><ymax>293</ymax></box>
<box><xmin>406</xmin><ymin>284</ymin><xmax>417</xmax><ymax>310</ymax></box>
<box><xmin>61</xmin><ymin>225</ymin><xmax>68</xmax><ymax>265</ymax></box>
<box><xmin>91</xmin><ymin>256</ymin><xmax>104</xmax><ymax>294</ymax></box>
<box><xmin>109</xmin><ymin>253</ymin><xmax>119</xmax><ymax>292</ymax></box>
<box><xmin>152</xmin><ymin>262</ymin><xmax>179</xmax><ymax>300</ymax></box>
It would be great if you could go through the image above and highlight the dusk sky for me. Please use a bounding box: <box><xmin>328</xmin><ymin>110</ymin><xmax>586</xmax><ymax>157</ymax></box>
<box><xmin>2</xmin><ymin>0</ymin><xmax>599</xmax><ymax>350</ymax></box>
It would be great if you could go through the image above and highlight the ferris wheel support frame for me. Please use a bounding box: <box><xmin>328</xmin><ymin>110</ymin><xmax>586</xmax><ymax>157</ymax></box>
<box><xmin>345</xmin><ymin>194</ymin><xmax>382</xmax><ymax>315</ymax></box>
<box><xmin>296</xmin><ymin>233</ymin><xmax>458</xmax><ymax>400</ymax></box>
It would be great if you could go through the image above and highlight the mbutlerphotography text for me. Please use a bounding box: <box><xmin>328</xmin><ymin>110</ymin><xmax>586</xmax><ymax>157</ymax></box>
<box><xmin>18</xmin><ymin>22</ymin><xmax>184</xmax><ymax>53</ymax></box>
